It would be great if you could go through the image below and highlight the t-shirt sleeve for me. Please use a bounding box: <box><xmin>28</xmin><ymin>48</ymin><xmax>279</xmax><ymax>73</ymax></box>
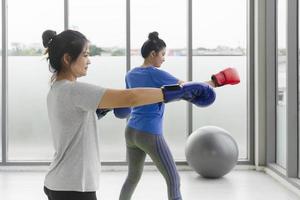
<box><xmin>149</xmin><ymin>68</ymin><xmax>179</xmax><ymax>87</ymax></box>
<box><xmin>70</xmin><ymin>82</ymin><xmax>106</xmax><ymax>111</ymax></box>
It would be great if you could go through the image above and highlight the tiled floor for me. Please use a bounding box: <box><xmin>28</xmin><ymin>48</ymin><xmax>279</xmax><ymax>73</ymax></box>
<box><xmin>0</xmin><ymin>169</ymin><xmax>299</xmax><ymax>200</ymax></box>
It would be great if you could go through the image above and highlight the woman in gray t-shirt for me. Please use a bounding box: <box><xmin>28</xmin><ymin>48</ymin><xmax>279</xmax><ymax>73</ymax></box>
<box><xmin>42</xmin><ymin>29</ymin><xmax>167</xmax><ymax>200</ymax></box>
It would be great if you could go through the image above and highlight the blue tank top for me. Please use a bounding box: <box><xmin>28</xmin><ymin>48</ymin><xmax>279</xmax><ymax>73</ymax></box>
<box><xmin>125</xmin><ymin>66</ymin><xmax>178</xmax><ymax>135</ymax></box>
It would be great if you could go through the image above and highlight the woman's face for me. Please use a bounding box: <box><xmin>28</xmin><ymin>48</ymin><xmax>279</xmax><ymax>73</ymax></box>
<box><xmin>152</xmin><ymin>48</ymin><xmax>166</xmax><ymax>67</ymax></box>
<box><xmin>70</xmin><ymin>43</ymin><xmax>91</xmax><ymax>78</ymax></box>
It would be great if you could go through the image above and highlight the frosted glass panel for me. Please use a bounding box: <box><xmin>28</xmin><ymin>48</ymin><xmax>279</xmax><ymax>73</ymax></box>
<box><xmin>7</xmin><ymin>0</ymin><xmax>63</xmax><ymax>161</ymax></box>
<box><xmin>193</xmin><ymin>0</ymin><xmax>248</xmax><ymax>159</ymax></box>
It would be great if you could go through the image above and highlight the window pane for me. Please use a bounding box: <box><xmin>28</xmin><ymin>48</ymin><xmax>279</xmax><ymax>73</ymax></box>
<box><xmin>70</xmin><ymin>0</ymin><xmax>126</xmax><ymax>161</ymax></box>
<box><xmin>276</xmin><ymin>0</ymin><xmax>287</xmax><ymax>168</ymax></box>
<box><xmin>131</xmin><ymin>0</ymin><xmax>187</xmax><ymax>160</ymax></box>
<box><xmin>7</xmin><ymin>0</ymin><xmax>63</xmax><ymax>161</ymax></box>
<box><xmin>192</xmin><ymin>0</ymin><xmax>248</xmax><ymax>159</ymax></box>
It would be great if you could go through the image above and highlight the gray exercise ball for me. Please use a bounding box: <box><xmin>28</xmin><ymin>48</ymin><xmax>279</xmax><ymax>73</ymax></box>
<box><xmin>185</xmin><ymin>126</ymin><xmax>239</xmax><ymax>178</ymax></box>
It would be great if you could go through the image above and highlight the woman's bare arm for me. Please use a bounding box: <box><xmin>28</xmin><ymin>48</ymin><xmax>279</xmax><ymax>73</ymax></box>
<box><xmin>178</xmin><ymin>80</ymin><xmax>215</xmax><ymax>87</ymax></box>
<box><xmin>178</xmin><ymin>80</ymin><xmax>185</xmax><ymax>85</ymax></box>
<box><xmin>98</xmin><ymin>88</ymin><xmax>164</xmax><ymax>109</ymax></box>
<box><xmin>205</xmin><ymin>80</ymin><xmax>216</xmax><ymax>88</ymax></box>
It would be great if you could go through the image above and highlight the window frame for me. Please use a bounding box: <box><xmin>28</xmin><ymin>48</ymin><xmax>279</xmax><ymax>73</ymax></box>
<box><xmin>266</xmin><ymin>0</ymin><xmax>299</xmax><ymax>181</ymax></box>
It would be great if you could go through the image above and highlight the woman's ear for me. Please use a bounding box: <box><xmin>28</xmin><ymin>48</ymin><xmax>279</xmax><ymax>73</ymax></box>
<box><xmin>150</xmin><ymin>51</ymin><xmax>156</xmax><ymax>57</ymax></box>
<box><xmin>62</xmin><ymin>53</ymin><xmax>72</xmax><ymax>66</ymax></box>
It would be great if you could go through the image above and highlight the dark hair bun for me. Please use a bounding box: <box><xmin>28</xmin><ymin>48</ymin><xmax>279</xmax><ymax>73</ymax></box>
<box><xmin>148</xmin><ymin>31</ymin><xmax>159</xmax><ymax>41</ymax></box>
<box><xmin>42</xmin><ymin>30</ymin><xmax>57</xmax><ymax>48</ymax></box>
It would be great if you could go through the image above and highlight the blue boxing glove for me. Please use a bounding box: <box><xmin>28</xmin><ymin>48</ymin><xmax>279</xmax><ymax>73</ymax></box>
<box><xmin>96</xmin><ymin>108</ymin><xmax>112</xmax><ymax>119</ymax></box>
<box><xmin>113</xmin><ymin>107</ymin><xmax>132</xmax><ymax>119</ymax></box>
<box><xmin>161</xmin><ymin>82</ymin><xmax>216</xmax><ymax>107</ymax></box>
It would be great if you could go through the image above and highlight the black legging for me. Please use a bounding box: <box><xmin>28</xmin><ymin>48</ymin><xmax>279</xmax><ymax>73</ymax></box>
<box><xmin>44</xmin><ymin>186</ymin><xmax>97</xmax><ymax>200</ymax></box>
<box><xmin>119</xmin><ymin>126</ymin><xmax>182</xmax><ymax>200</ymax></box>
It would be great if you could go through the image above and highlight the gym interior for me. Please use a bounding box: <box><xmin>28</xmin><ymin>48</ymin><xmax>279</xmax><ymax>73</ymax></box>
<box><xmin>1</xmin><ymin>0</ymin><xmax>300</xmax><ymax>199</ymax></box>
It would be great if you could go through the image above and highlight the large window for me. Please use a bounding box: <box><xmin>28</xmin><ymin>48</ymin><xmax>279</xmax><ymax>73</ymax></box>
<box><xmin>1</xmin><ymin>0</ymin><xmax>252</xmax><ymax>164</ymax></box>
<box><xmin>7</xmin><ymin>0</ymin><xmax>63</xmax><ymax>161</ymax></box>
<box><xmin>192</xmin><ymin>0</ymin><xmax>248</xmax><ymax>159</ymax></box>
<box><xmin>276</xmin><ymin>0</ymin><xmax>287</xmax><ymax>169</ymax></box>
<box><xmin>69</xmin><ymin>0</ymin><xmax>127</xmax><ymax>161</ymax></box>
<box><xmin>131</xmin><ymin>0</ymin><xmax>187</xmax><ymax>160</ymax></box>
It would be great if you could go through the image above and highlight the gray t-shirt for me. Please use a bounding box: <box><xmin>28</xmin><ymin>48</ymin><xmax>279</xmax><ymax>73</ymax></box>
<box><xmin>44</xmin><ymin>80</ymin><xmax>106</xmax><ymax>192</ymax></box>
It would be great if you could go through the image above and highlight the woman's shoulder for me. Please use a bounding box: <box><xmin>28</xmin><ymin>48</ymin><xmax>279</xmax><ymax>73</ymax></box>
<box><xmin>127</xmin><ymin>66</ymin><xmax>146</xmax><ymax>75</ymax></box>
<box><xmin>135</xmin><ymin>66</ymin><xmax>164</xmax><ymax>73</ymax></box>
<box><xmin>147</xmin><ymin>66</ymin><xmax>169</xmax><ymax>75</ymax></box>
<box><xmin>73</xmin><ymin>81</ymin><xmax>106</xmax><ymax>92</ymax></box>
<box><xmin>127</xmin><ymin>66</ymin><xmax>167</xmax><ymax>79</ymax></box>
<box><xmin>53</xmin><ymin>80</ymin><xmax>105</xmax><ymax>93</ymax></box>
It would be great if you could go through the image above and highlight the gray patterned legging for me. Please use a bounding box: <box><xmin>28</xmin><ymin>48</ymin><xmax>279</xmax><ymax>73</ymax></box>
<box><xmin>119</xmin><ymin>126</ymin><xmax>182</xmax><ymax>200</ymax></box>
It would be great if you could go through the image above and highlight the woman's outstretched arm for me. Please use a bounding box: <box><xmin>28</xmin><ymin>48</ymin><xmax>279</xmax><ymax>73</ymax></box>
<box><xmin>98</xmin><ymin>88</ymin><xmax>164</xmax><ymax>109</ymax></box>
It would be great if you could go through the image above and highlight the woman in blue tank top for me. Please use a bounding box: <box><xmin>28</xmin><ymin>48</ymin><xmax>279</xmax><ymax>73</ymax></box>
<box><xmin>119</xmin><ymin>32</ymin><xmax>217</xmax><ymax>200</ymax></box>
